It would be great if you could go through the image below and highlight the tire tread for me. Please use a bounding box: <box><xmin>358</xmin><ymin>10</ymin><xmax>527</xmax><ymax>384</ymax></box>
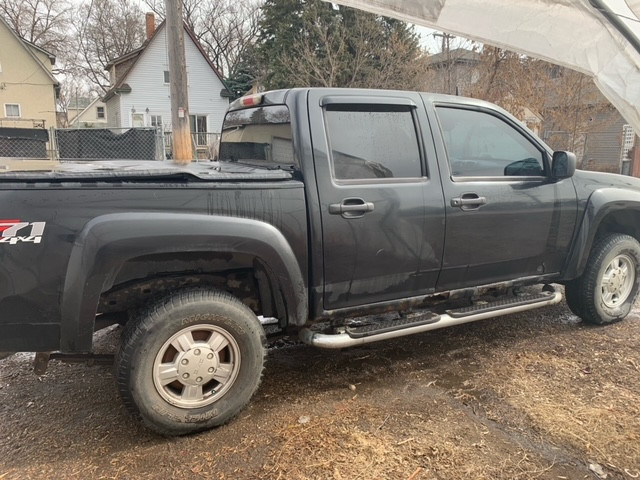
<box><xmin>569</xmin><ymin>233</ymin><xmax>640</xmax><ymax>325</ymax></box>
<box><xmin>115</xmin><ymin>288</ymin><xmax>266</xmax><ymax>435</ymax></box>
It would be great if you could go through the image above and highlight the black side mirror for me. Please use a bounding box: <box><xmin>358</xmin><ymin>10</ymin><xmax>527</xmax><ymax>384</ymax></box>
<box><xmin>551</xmin><ymin>151</ymin><xmax>576</xmax><ymax>179</ymax></box>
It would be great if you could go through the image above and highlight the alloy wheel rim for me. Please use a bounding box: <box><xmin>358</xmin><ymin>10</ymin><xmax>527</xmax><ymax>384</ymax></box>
<box><xmin>152</xmin><ymin>324</ymin><xmax>241</xmax><ymax>409</ymax></box>
<box><xmin>600</xmin><ymin>254</ymin><xmax>635</xmax><ymax>308</ymax></box>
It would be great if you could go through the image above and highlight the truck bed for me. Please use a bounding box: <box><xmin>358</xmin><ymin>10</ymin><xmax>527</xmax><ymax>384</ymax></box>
<box><xmin>0</xmin><ymin>159</ymin><xmax>294</xmax><ymax>182</ymax></box>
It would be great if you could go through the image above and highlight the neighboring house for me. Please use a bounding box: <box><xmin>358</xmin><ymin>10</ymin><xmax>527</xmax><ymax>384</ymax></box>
<box><xmin>0</xmin><ymin>16</ymin><xmax>59</xmax><ymax>129</ymax></box>
<box><xmin>580</xmin><ymin>107</ymin><xmax>627</xmax><ymax>172</ymax></box>
<box><xmin>67</xmin><ymin>97</ymin><xmax>108</xmax><ymax>128</ymax></box>
<box><xmin>519</xmin><ymin>106</ymin><xmax>543</xmax><ymax>136</ymax></box>
<box><xmin>426</xmin><ymin>48</ymin><xmax>481</xmax><ymax>96</ymax></box>
<box><xmin>58</xmin><ymin>96</ymin><xmax>91</xmax><ymax>127</ymax></box>
<box><xmin>542</xmin><ymin>79</ymin><xmax>627</xmax><ymax>172</ymax></box>
<box><xmin>103</xmin><ymin>13</ymin><xmax>231</xmax><ymax>156</ymax></box>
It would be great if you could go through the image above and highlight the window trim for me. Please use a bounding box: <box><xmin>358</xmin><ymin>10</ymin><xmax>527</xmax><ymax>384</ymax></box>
<box><xmin>131</xmin><ymin>112</ymin><xmax>145</xmax><ymax>127</ymax></box>
<box><xmin>190</xmin><ymin>113</ymin><xmax>208</xmax><ymax>147</ymax></box>
<box><xmin>322</xmin><ymin>102</ymin><xmax>428</xmax><ymax>184</ymax></box>
<box><xmin>320</xmin><ymin>95</ymin><xmax>417</xmax><ymax>108</ymax></box>
<box><xmin>434</xmin><ymin>103</ymin><xmax>551</xmax><ymax>182</ymax></box>
<box><xmin>4</xmin><ymin>103</ymin><xmax>21</xmax><ymax>118</ymax></box>
<box><xmin>450</xmin><ymin>175</ymin><xmax>549</xmax><ymax>184</ymax></box>
<box><xmin>96</xmin><ymin>106</ymin><xmax>105</xmax><ymax>119</ymax></box>
<box><xmin>150</xmin><ymin>114</ymin><xmax>163</xmax><ymax>129</ymax></box>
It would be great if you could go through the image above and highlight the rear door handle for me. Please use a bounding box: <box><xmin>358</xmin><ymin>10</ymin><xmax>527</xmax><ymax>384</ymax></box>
<box><xmin>329</xmin><ymin>198</ymin><xmax>375</xmax><ymax>218</ymax></box>
<box><xmin>451</xmin><ymin>193</ymin><xmax>487</xmax><ymax>209</ymax></box>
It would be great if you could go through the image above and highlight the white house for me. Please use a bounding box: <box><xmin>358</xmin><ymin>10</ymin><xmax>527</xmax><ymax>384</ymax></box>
<box><xmin>103</xmin><ymin>14</ymin><xmax>231</xmax><ymax>150</ymax></box>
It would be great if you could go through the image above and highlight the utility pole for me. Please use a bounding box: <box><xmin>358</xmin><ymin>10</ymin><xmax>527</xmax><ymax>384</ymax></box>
<box><xmin>164</xmin><ymin>0</ymin><xmax>193</xmax><ymax>164</ymax></box>
<box><xmin>434</xmin><ymin>32</ymin><xmax>455</xmax><ymax>95</ymax></box>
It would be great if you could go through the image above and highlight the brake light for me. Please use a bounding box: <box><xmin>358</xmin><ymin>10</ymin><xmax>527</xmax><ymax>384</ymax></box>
<box><xmin>240</xmin><ymin>94</ymin><xmax>263</xmax><ymax>107</ymax></box>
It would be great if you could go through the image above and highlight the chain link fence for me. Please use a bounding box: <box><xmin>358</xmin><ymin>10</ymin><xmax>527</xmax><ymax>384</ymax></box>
<box><xmin>54</xmin><ymin>127</ymin><xmax>164</xmax><ymax>161</ymax></box>
<box><xmin>0</xmin><ymin>118</ymin><xmax>51</xmax><ymax>161</ymax></box>
<box><xmin>0</xmin><ymin>126</ymin><xmax>221</xmax><ymax>163</ymax></box>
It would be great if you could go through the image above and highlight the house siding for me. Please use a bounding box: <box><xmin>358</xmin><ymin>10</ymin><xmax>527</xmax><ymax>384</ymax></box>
<box><xmin>0</xmin><ymin>22</ymin><xmax>57</xmax><ymax>128</ymax></box>
<box><xmin>114</xmin><ymin>26</ymin><xmax>229</xmax><ymax>133</ymax></box>
<box><xmin>106</xmin><ymin>95</ymin><xmax>121</xmax><ymax>128</ymax></box>
<box><xmin>582</xmin><ymin>107</ymin><xmax>626</xmax><ymax>171</ymax></box>
<box><xmin>73</xmin><ymin>98</ymin><xmax>108</xmax><ymax>127</ymax></box>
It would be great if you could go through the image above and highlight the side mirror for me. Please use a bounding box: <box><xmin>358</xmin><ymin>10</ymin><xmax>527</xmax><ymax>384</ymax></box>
<box><xmin>551</xmin><ymin>151</ymin><xmax>576</xmax><ymax>179</ymax></box>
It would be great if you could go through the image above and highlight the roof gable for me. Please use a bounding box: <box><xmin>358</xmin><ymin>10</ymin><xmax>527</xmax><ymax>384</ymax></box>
<box><xmin>0</xmin><ymin>16</ymin><xmax>58</xmax><ymax>86</ymax></box>
<box><xmin>103</xmin><ymin>21</ymin><xmax>228</xmax><ymax>101</ymax></box>
<box><xmin>427</xmin><ymin>48</ymin><xmax>481</xmax><ymax>67</ymax></box>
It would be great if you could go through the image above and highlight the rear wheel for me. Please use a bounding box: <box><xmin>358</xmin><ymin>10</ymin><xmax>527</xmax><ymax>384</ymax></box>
<box><xmin>116</xmin><ymin>288</ymin><xmax>265</xmax><ymax>435</ymax></box>
<box><xmin>566</xmin><ymin>234</ymin><xmax>640</xmax><ymax>325</ymax></box>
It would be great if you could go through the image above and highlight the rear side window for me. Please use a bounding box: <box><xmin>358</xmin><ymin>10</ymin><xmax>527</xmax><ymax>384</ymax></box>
<box><xmin>436</xmin><ymin>107</ymin><xmax>545</xmax><ymax>178</ymax></box>
<box><xmin>219</xmin><ymin>105</ymin><xmax>296</xmax><ymax>167</ymax></box>
<box><xmin>324</xmin><ymin>104</ymin><xmax>422</xmax><ymax>180</ymax></box>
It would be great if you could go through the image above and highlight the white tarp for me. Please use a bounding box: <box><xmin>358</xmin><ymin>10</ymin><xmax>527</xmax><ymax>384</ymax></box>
<box><xmin>328</xmin><ymin>0</ymin><xmax>640</xmax><ymax>135</ymax></box>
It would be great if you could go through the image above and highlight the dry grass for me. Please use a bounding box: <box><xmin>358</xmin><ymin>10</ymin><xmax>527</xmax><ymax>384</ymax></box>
<box><xmin>473</xmin><ymin>325</ymin><xmax>640</xmax><ymax>478</ymax></box>
<box><xmin>256</xmin><ymin>395</ymin><xmax>567</xmax><ymax>480</ymax></box>
<box><xmin>2</xmin><ymin>306</ymin><xmax>640</xmax><ymax>479</ymax></box>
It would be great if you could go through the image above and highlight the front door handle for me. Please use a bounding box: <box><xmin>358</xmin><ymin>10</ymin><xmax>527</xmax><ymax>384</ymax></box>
<box><xmin>451</xmin><ymin>193</ymin><xmax>487</xmax><ymax>209</ymax></box>
<box><xmin>329</xmin><ymin>198</ymin><xmax>375</xmax><ymax>218</ymax></box>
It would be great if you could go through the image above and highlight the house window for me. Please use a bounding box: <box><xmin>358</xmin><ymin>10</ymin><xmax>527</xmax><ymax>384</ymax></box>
<box><xmin>189</xmin><ymin>114</ymin><xmax>208</xmax><ymax>146</ymax></box>
<box><xmin>150</xmin><ymin>115</ymin><xmax>163</xmax><ymax>128</ymax></box>
<box><xmin>163</xmin><ymin>70</ymin><xmax>170</xmax><ymax>84</ymax></box>
<box><xmin>96</xmin><ymin>106</ymin><xmax>105</xmax><ymax>119</ymax></box>
<box><xmin>4</xmin><ymin>104</ymin><xmax>21</xmax><ymax>118</ymax></box>
<box><xmin>132</xmin><ymin>113</ymin><xmax>145</xmax><ymax>127</ymax></box>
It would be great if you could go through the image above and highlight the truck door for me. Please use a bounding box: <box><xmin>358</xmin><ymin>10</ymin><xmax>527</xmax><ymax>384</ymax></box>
<box><xmin>431</xmin><ymin>103</ymin><xmax>577</xmax><ymax>290</ymax></box>
<box><xmin>308</xmin><ymin>91</ymin><xmax>445</xmax><ymax>310</ymax></box>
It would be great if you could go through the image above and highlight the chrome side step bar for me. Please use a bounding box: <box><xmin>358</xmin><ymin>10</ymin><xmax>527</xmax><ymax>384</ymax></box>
<box><xmin>300</xmin><ymin>291</ymin><xmax>562</xmax><ymax>349</ymax></box>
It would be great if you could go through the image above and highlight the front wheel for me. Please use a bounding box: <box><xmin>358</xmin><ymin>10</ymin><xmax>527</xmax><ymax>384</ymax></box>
<box><xmin>566</xmin><ymin>233</ymin><xmax>640</xmax><ymax>325</ymax></box>
<box><xmin>116</xmin><ymin>288</ymin><xmax>266</xmax><ymax>435</ymax></box>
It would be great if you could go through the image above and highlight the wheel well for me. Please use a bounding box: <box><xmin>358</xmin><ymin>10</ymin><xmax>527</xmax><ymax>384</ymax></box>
<box><xmin>97</xmin><ymin>251</ymin><xmax>282</xmax><ymax>322</ymax></box>
<box><xmin>594</xmin><ymin>210</ymin><xmax>640</xmax><ymax>244</ymax></box>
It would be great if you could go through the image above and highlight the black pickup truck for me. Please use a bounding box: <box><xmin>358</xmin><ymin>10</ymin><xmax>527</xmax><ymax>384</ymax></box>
<box><xmin>2</xmin><ymin>88</ymin><xmax>640</xmax><ymax>435</ymax></box>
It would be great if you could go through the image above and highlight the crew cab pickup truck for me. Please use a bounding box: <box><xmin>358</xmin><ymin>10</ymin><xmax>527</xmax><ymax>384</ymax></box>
<box><xmin>2</xmin><ymin>88</ymin><xmax>640</xmax><ymax>435</ymax></box>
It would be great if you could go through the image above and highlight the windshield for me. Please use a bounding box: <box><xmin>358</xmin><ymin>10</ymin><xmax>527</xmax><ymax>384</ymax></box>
<box><xmin>219</xmin><ymin>105</ymin><xmax>296</xmax><ymax>168</ymax></box>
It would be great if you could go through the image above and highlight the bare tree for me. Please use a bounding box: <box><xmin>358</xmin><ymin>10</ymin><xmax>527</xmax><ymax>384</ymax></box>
<box><xmin>540</xmin><ymin>69</ymin><xmax>614</xmax><ymax>164</ymax></box>
<box><xmin>143</xmin><ymin>0</ymin><xmax>262</xmax><ymax>78</ymax></box>
<box><xmin>73</xmin><ymin>0</ymin><xmax>145</xmax><ymax>93</ymax></box>
<box><xmin>465</xmin><ymin>47</ymin><xmax>612</xmax><ymax>160</ymax></box>
<box><xmin>0</xmin><ymin>0</ymin><xmax>72</xmax><ymax>60</ymax></box>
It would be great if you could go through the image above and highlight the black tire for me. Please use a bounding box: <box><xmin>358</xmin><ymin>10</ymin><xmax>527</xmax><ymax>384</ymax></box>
<box><xmin>566</xmin><ymin>233</ymin><xmax>640</xmax><ymax>325</ymax></box>
<box><xmin>116</xmin><ymin>288</ymin><xmax>266</xmax><ymax>435</ymax></box>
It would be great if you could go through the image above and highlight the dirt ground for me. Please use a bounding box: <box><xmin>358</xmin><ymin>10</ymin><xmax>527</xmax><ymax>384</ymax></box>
<box><xmin>1</xmin><ymin>293</ymin><xmax>640</xmax><ymax>480</ymax></box>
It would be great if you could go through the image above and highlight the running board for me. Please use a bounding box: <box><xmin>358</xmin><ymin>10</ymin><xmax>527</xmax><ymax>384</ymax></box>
<box><xmin>300</xmin><ymin>290</ymin><xmax>562</xmax><ymax>349</ymax></box>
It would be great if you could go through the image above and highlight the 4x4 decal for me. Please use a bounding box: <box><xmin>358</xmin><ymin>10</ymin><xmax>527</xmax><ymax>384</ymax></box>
<box><xmin>0</xmin><ymin>220</ymin><xmax>46</xmax><ymax>244</ymax></box>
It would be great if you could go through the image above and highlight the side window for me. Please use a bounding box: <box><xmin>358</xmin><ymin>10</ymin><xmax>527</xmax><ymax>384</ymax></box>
<box><xmin>436</xmin><ymin>107</ymin><xmax>545</xmax><ymax>178</ymax></box>
<box><xmin>324</xmin><ymin>104</ymin><xmax>422</xmax><ymax>180</ymax></box>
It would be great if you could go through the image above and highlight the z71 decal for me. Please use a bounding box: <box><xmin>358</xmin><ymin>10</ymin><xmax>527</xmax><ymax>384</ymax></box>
<box><xmin>0</xmin><ymin>220</ymin><xmax>46</xmax><ymax>244</ymax></box>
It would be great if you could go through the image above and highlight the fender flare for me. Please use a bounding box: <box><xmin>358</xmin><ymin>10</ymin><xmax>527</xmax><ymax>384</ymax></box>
<box><xmin>60</xmin><ymin>213</ymin><xmax>307</xmax><ymax>352</ymax></box>
<box><xmin>563</xmin><ymin>188</ymin><xmax>640</xmax><ymax>280</ymax></box>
